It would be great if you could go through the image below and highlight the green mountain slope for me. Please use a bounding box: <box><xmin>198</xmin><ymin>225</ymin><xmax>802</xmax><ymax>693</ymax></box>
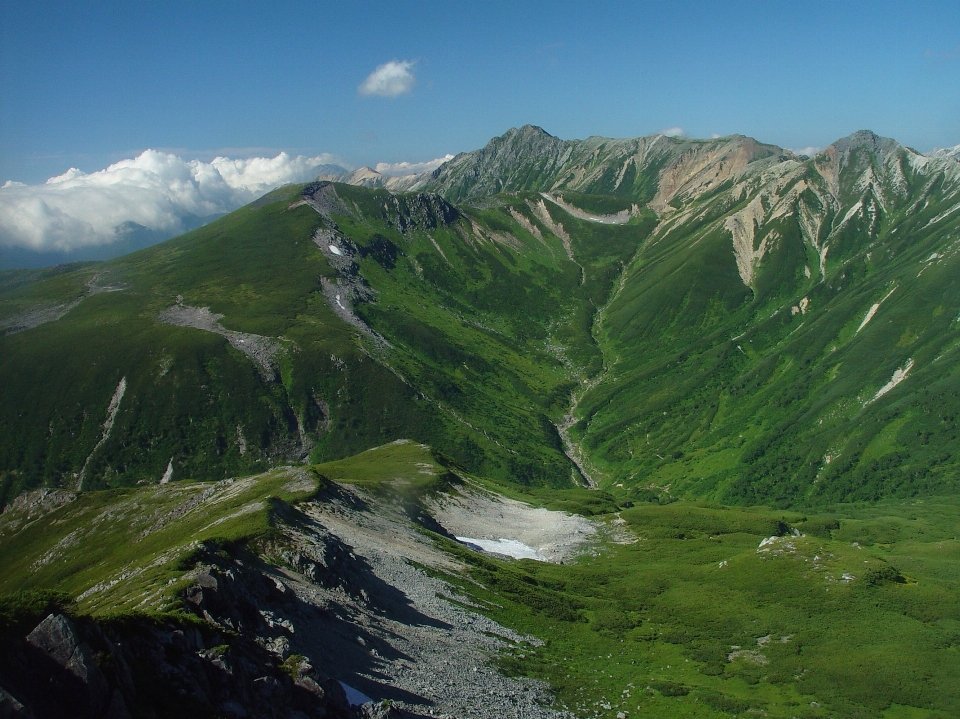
<box><xmin>0</xmin><ymin>179</ymin><xmax>654</xmax><ymax>503</ymax></box>
<box><xmin>2</xmin><ymin>127</ymin><xmax>960</xmax><ymax>511</ymax></box>
<box><xmin>571</xmin><ymin>131</ymin><xmax>960</xmax><ymax>505</ymax></box>
<box><xmin>3</xmin><ymin>122</ymin><xmax>960</xmax><ymax>718</ymax></box>
<box><xmin>2</xmin><ymin>443</ymin><xmax>959</xmax><ymax>718</ymax></box>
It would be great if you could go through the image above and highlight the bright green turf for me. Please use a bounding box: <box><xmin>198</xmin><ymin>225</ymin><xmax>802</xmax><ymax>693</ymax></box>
<box><xmin>431</xmin><ymin>494</ymin><xmax>960</xmax><ymax>719</ymax></box>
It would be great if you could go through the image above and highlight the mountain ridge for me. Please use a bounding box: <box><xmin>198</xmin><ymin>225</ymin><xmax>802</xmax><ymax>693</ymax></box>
<box><xmin>2</xmin><ymin>125</ymin><xmax>960</xmax><ymax>508</ymax></box>
<box><xmin>4</xmin><ymin>124</ymin><xmax>960</xmax><ymax>719</ymax></box>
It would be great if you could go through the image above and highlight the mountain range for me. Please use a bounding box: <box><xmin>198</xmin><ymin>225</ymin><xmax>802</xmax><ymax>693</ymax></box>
<box><xmin>2</xmin><ymin>125</ymin><xmax>960</xmax><ymax>719</ymax></box>
<box><xmin>4</xmin><ymin>125</ymin><xmax>960</xmax><ymax>507</ymax></box>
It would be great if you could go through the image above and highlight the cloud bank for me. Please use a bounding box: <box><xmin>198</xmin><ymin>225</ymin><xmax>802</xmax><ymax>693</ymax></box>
<box><xmin>375</xmin><ymin>154</ymin><xmax>454</xmax><ymax>176</ymax></box>
<box><xmin>788</xmin><ymin>146</ymin><xmax>822</xmax><ymax>158</ymax></box>
<box><xmin>0</xmin><ymin>151</ymin><xmax>340</xmax><ymax>252</ymax></box>
<box><xmin>358</xmin><ymin>60</ymin><xmax>416</xmax><ymax>97</ymax></box>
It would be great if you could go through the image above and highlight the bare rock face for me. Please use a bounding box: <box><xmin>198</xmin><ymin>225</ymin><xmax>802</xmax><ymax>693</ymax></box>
<box><xmin>1</xmin><ymin>608</ymin><xmax>358</xmax><ymax>719</ymax></box>
<box><xmin>25</xmin><ymin>614</ymin><xmax>112</xmax><ymax>717</ymax></box>
<box><xmin>1</xmin><ymin>489</ymin><xmax>76</xmax><ymax>522</ymax></box>
<box><xmin>0</xmin><ymin>685</ymin><xmax>35</xmax><ymax>717</ymax></box>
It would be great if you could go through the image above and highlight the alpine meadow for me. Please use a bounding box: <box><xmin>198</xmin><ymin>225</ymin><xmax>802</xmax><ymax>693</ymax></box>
<box><xmin>3</xmin><ymin>125</ymin><xmax>960</xmax><ymax>719</ymax></box>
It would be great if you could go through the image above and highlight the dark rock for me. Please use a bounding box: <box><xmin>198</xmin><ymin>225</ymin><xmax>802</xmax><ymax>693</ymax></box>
<box><xmin>0</xmin><ymin>685</ymin><xmax>34</xmax><ymax>718</ymax></box>
<box><xmin>1</xmin><ymin>603</ymin><xmax>354</xmax><ymax>719</ymax></box>
<box><xmin>101</xmin><ymin>690</ymin><xmax>130</xmax><ymax>719</ymax></box>
<box><xmin>25</xmin><ymin>614</ymin><xmax>110</xmax><ymax>715</ymax></box>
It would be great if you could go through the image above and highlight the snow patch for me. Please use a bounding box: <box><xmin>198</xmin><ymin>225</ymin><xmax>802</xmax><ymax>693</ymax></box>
<box><xmin>431</xmin><ymin>486</ymin><xmax>599</xmax><ymax>563</ymax></box>
<box><xmin>338</xmin><ymin>682</ymin><xmax>373</xmax><ymax>707</ymax></box>
<box><xmin>456</xmin><ymin>537</ymin><xmax>547</xmax><ymax>561</ymax></box>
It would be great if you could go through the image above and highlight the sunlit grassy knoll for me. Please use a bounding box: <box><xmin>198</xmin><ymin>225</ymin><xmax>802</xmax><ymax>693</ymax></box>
<box><xmin>0</xmin><ymin>467</ymin><xmax>318</xmax><ymax>615</ymax></box>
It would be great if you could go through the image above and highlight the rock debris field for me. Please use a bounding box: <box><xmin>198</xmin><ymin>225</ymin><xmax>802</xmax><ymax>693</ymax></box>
<box><xmin>281</xmin><ymin>482</ymin><xmax>599</xmax><ymax>717</ymax></box>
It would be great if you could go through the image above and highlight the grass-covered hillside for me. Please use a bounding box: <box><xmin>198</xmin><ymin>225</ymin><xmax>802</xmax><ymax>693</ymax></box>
<box><xmin>2</xmin><ymin>441</ymin><xmax>958</xmax><ymax>718</ymax></box>
<box><xmin>3</xmin><ymin>127</ymin><xmax>960</xmax><ymax>512</ymax></box>
<box><xmin>0</xmin><ymin>179</ymin><xmax>652</xmax><ymax>504</ymax></box>
<box><xmin>570</xmin><ymin>131</ymin><xmax>960</xmax><ymax>506</ymax></box>
<box><xmin>446</xmin><ymin>494</ymin><xmax>960</xmax><ymax>719</ymax></box>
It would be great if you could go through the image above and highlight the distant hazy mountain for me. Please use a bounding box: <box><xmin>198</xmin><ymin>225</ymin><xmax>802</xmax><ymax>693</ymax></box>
<box><xmin>0</xmin><ymin>213</ymin><xmax>224</xmax><ymax>270</ymax></box>
<box><xmin>317</xmin><ymin>165</ymin><xmax>431</xmax><ymax>192</ymax></box>
<box><xmin>927</xmin><ymin>143</ymin><xmax>960</xmax><ymax>162</ymax></box>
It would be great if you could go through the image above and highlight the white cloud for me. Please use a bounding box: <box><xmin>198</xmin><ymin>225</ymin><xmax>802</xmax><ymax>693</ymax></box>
<box><xmin>789</xmin><ymin>146</ymin><xmax>822</xmax><ymax>158</ymax></box>
<box><xmin>358</xmin><ymin>60</ymin><xmax>417</xmax><ymax>97</ymax></box>
<box><xmin>660</xmin><ymin>126</ymin><xmax>685</xmax><ymax>137</ymax></box>
<box><xmin>0</xmin><ymin>150</ymin><xmax>339</xmax><ymax>252</ymax></box>
<box><xmin>374</xmin><ymin>154</ymin><xmax>454</xmax><ymax>176</ymax></box>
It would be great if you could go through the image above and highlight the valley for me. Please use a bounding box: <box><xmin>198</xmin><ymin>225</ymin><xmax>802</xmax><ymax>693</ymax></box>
<box><xmin>2</xmin><ymin>125</ymin><xmax>960</xmax><ymax>718</ymax></box>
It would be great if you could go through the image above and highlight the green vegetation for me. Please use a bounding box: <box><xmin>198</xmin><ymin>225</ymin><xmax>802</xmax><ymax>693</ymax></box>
<box><xmin>3</xmin><ymin>128</ymin><xmax>960</xmax><ymax>717</ymax></box>
<box><xmin>0</xmin><ymin>466</ymin><xmax>317</xmax><ymax>614</ymax></box>
<box><xmin>0</xmin><ymin>181</ymin><xmax>647</xmax><ymax>502</ymax></box>
<box><xmin>313</xmin><ymin>439</ymin><xmax>454</xmax><ymax>496</ymax></box>
<box><xmin>0</xmin><ymin>589</ymin><xmax>75</xmax><ymax>642</ymax></box>
<box><xmin>1</xmin><ymin>436</ymin><xmax>958</xmax><ymax>718</ymax></box>
<box><xmin>432</xmin><ymin>496</ymin><xmax>960</xmax><ymax>719</ymax></box>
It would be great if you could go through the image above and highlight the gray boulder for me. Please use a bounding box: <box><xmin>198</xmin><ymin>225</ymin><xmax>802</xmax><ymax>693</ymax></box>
<box><xmin>25</xmin><ymin>614</ymin><xmax>111</xmax><ymax>714</ymax></box>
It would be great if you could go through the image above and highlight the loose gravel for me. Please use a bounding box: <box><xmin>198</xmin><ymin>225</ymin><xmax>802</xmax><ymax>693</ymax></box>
<box><xmin>279</xmin><ymin>485</ymin><xmax>575</xmax><ymax>719</ymax></box>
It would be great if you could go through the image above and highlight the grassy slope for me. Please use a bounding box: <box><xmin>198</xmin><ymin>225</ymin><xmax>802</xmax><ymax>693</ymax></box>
<box><xmin>573</xmin><ymin>148</ymin><xmax>960</xmax><ymax>506</ymax></box>
<box><xmin>3</xmin><ymin>440</ymin><xmax>956</xmax><ymax>719</ymax></box>
<box><xmin>4</xmin><ymin>147</ymin><xmax>960</xmax><ymax>509</ymax></box>
<box><xmin>436</xmin><ymin>495</ymin><xmax>960</xmax><ymax>719</ymax></box>
<box><xmin>0</xmin><ymin>187</ymin><xmax>436</xmax><ymax>499</ymax></box>
<box><xmin>0</xmin><ymin>467</ymin><xmax>318</xmax><ymax>615</ymax></box>
<box><xmin>0</xmin><ymin>183</ymin><xmax>657</xmax><ymax>502</ymax></box>
<box><xmin>0</xmin><ymin>441</ymin><xmax>449</xmax><ymax>617</ymax></box>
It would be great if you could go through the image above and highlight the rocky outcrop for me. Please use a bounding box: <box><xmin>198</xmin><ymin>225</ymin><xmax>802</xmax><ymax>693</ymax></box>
<box><xmin>0</xmin><ymin>489</ymin><xmax>76</xmax><ymax>522</ymax></box>
<box><xmin>0</xmin><ymin>610</ymin><xmax>361</xmax><ymax>719</ymax></box>
<box><xmin>388</xmin><ymin>192</ymin><xmax>459</xmax><ymax>233</ymax></box>
<box><xmin>0</xmin><ymin>533</ymin><xmax>400</xmax><ymax>719</ymax></box>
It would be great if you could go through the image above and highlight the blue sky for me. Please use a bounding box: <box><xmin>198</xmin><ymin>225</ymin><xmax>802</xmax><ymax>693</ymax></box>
<box><xmin>2</xmin><ymin>0</ymin><xmax>959</xmax><ymax>184</ymax></box>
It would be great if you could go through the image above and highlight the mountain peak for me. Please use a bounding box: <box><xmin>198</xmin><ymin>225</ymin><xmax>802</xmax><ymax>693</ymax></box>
<box><xmin>488</xmin><ymin>124</ymin><xmax>563</xmax><ymax>153</ymax></box>
<box><xmin>502</xmin><ymin>124</ymin><xmax>555</xmax><ymax>140</ymax></box>
<box><xmin>829</xmin><ymin>129</ymin><xmax>902</xmax><ymax>158</ymax></box>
